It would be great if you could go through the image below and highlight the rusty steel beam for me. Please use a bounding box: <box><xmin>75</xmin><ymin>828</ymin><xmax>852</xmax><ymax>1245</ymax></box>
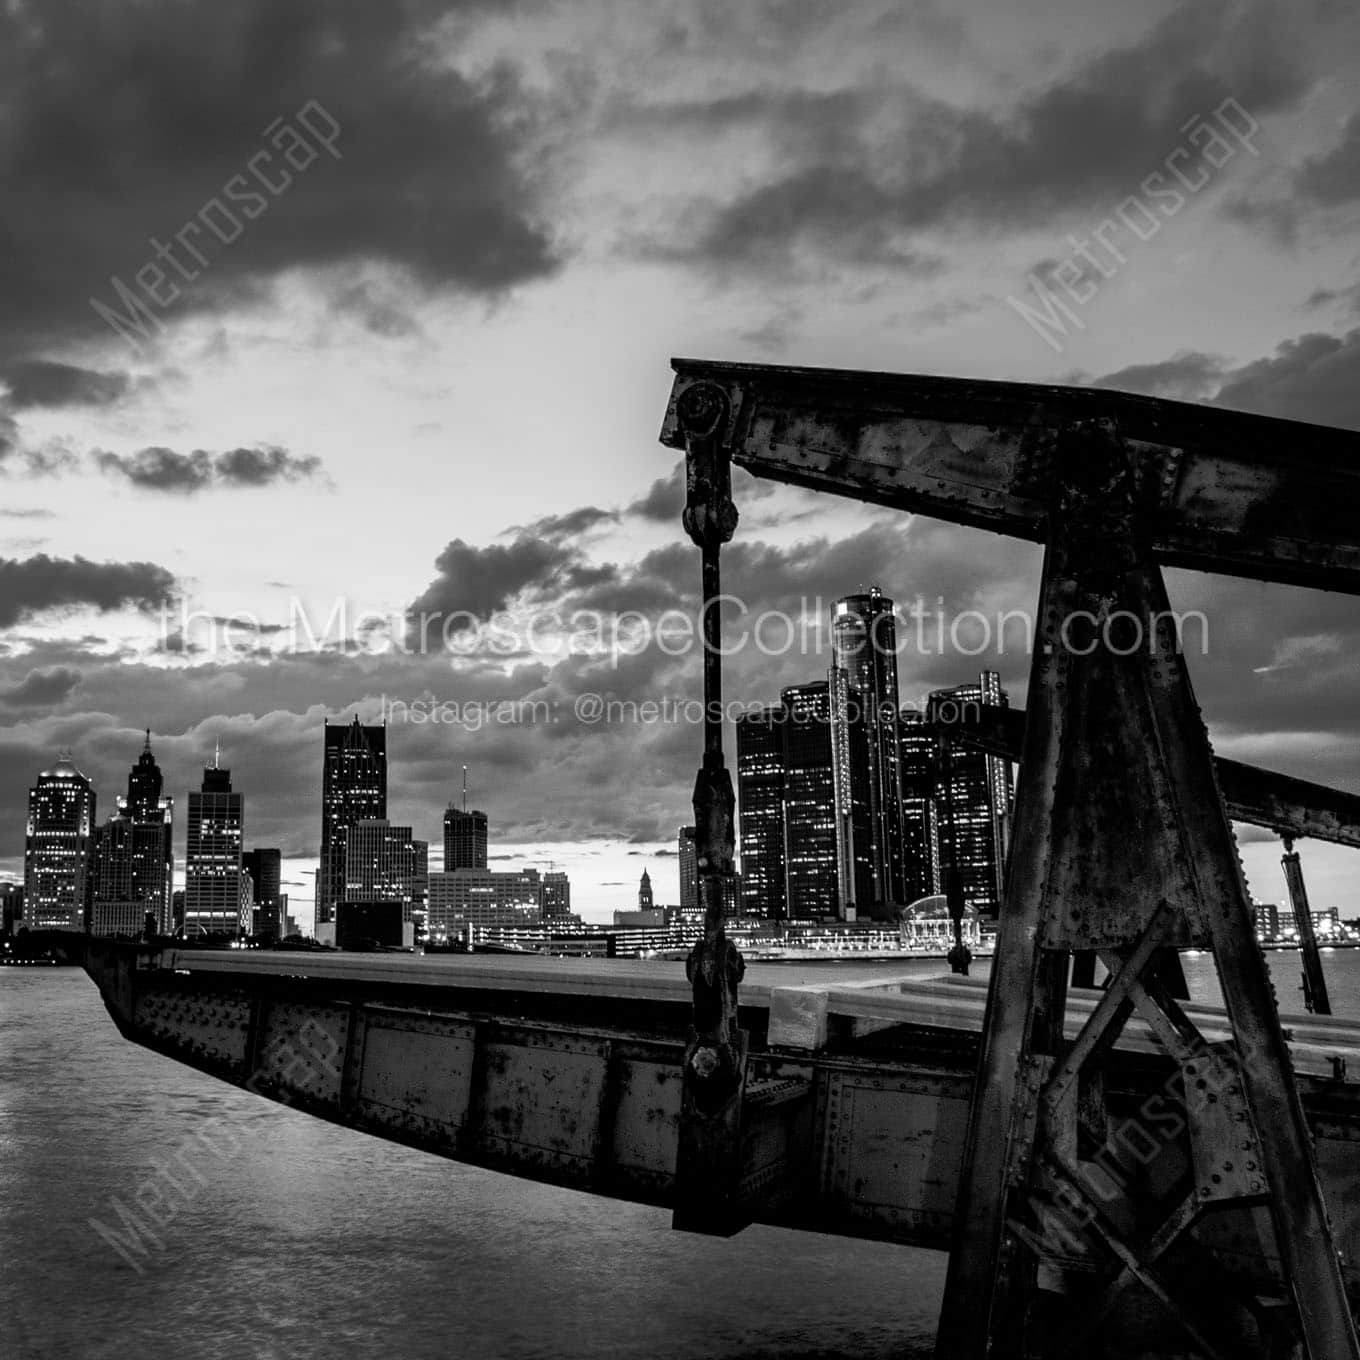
<box><xmin>659</xmin><ymin>360</ymin><xmax>1360</xmax><ymax>594</ymax></box>
<box><xmin>944</xmin><ymin>703</ymin><xmax>1360</xmax><ymax>849</ymax></box>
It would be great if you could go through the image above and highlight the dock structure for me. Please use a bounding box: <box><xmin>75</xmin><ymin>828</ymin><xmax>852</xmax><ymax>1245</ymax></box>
<box><xmin>88</xmin><ymin>361</ymin><xmax>1360</xmax><ymax>1357</ymax></box>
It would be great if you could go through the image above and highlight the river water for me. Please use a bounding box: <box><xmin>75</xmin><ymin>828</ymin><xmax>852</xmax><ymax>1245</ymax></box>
<box><xmin>2</xmin><ymin>952</ymin><xmax>1356</xmax><ymax>1360</ymax></box>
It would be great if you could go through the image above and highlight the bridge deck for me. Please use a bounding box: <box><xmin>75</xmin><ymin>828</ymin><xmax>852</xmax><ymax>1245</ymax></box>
<box><xmin>85</xmin><ymin>942</ymin><xmax>1360</xmax><ymax>1305</ymax></box>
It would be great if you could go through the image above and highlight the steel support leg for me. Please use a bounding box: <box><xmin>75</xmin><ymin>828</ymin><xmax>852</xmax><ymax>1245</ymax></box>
<box><xmin>671</xmin><ymin>381</ymin><xmax>749</xmax><ymax>1235</ymax></box>
<box><xmin>935</xmin><ymin>423</ymin><xmax>1358</xmax><ymax>1359</ymax></box>
<box><xmin>1282</xmin><ymin>838</ymin><xmax>1331</xmax><ymax>1016</ymax></box>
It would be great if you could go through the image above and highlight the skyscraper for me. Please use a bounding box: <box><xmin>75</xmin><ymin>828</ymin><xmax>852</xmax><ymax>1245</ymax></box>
<box><xmin>899</xmin><ymin>710</ymin><xmax>940</xmax><ymax>905</ymax></box>
<box><xmin>735</xmin><ymin>707</ymin><xmax>786</xmax><ymax>919</ymax></box>
<box><xmin>184</xmin><ymin>754</ymin><xmax>245</xmax><ymax>936</ymax></box>
<box><xmin>23</xmin><ymin>754</ymin><xmax>96</xmax><ymax>931</ymax></box>
<box><xmin>343</xmin><ymin>820</ymin><xmax>421</xmax><ymax>904</ymax></box>
<box><xmin>929</xmin><ymin>671</ymin><xmax>1012</xmax><ymax>917</ymax></box>
<box><xmin>828</xmin><ymin>665</ymin><xmax>876</xmax><ymax>918</ymax></box>
<box><xmin>91</xmin><ymin>732</ymin><xmax>175</xmax><ymax>936</ymax></box>
<box><xmin>443</xmin><ymin>806</ymin><xmax>488</xmax><ymax>871</ymax></box>
<box><xmin>677</xmin><ymin>826</ymin><xmax>699</xmax><ymax>913</ymax></box>
<box><xmin>831</xmin><ymin>588</ymin><xmax>906</xmax><ymax>910</ymax></box>
<box><xmin>541</xmin><ymin>870</ymin><xmax>571</xmax><ymax>919</ymax></box>
<box><xmin>780</xmin><ymin>681</ymin><xmax>840</xmax><ymax>919</ymax></box>
<box><xmin>243</xmin><ymin>847</ymin><xmax>282</xmax><ymax>937</ymax></box>
<box><xmin>318</xmin><ymin>716</ymin><xmax>386</xmax><ymax>928</ymax></box>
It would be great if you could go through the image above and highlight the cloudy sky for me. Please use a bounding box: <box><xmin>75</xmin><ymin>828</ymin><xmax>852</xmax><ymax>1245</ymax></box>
<box><xmin>3</xmin><ymin>0</ymin><xmax>1359</xmax><ymax>928</ymax></box>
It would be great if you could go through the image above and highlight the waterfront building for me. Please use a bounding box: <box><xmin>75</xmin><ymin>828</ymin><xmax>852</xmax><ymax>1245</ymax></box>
<box><xmin>317</xmin><ymin>717</ymin><xmax>386</xmax><ymax>929</ymax></box>
<box><xmin>678</xmin><ymin>826</ymin><xmax>699</xmax><ymax>912</ymax></box>
<box><xmin>0</xmin><ymin>883</ymin><xmax>22</xmax><ymax>935</ymax></box>
<box><xmin>828</xmin><ymin>665</ymin><xmax>876</xmax><ymax>918</ymax></box>
<box><xmin>899</xmin><ymin>710</ymin><xmax>940</xmax><ymax>905</ymax></box>
<box><xmin>736</xmin><ymin>706</ymin><xmax>787</xmax><ymax>918</ymax></box>
<box><xmin>91</xmin><ymin>735</ymin><xmax>175</xmax><ymax>934</ymax></box>
<box><xmin>928</xmin><ymin>671</ymin><xmax>1011</xmax><ymax>918</ymax></box>
<box><xmin>184</xmin><ymin>754</ymin><xmax>246</xmax><ymax>936</ymax></box>
<box><xmin>830</xmin><ymin>588</ymin><xmax>907</xmax><ymax>909</ymax></box>
<box><xmin>780</xmin><ymin>681</ymin><xmax>840</xmax><ymax>920</ymax></box>
<box><xmin>23</xmin><ymin>753</ymin><xmax>96</xmax><ymax>931</ymax></box>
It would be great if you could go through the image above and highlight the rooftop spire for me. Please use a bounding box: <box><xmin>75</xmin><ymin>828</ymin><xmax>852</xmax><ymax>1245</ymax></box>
<box><xmin>143</xmin><ymin>728</ymin><xmax>152</xmax><ymax>754</ymax></box>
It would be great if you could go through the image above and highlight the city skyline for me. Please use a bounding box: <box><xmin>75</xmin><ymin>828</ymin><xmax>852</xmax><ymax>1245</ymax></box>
<box><xmin>3</xmin><ymin>1</ymin><xmax>1359</xmax><ymax>922</ymax></box>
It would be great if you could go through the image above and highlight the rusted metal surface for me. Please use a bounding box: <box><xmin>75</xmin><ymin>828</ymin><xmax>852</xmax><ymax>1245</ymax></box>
<box><xmin>659</xmin><ymin>359</ymin><xmax>1360</xmax><ymax>594</ymax></box>
<box><xmin>675</xmin><ymin>377</ymin><xmax>749</xmax><ymax>1235</ymax></box>
<box><xmin>1283</xmin><ymin>841</ymin><xmax>1333</xmax><ymax>1016</ymax></box>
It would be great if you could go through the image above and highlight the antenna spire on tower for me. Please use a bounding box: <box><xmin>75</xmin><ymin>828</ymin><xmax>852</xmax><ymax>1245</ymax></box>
<box><xmin>213</xmin><ymin>738</ymin><xmax>221</xmax><ymax>769</ymax></box>
<box><xmin>462</xmin><ymin>765</ymin><xmax>468</xmax><ymax>813</ymax></box>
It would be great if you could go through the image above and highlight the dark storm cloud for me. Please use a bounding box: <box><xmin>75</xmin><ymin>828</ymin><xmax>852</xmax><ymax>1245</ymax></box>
<box><xmin>0</xmin><ymin>360</ymin><xmax>133</xmax><ymax>409</ymax></box>
<box><xmin>1213</xmin><ymin>327</ymin><xmax>1360</xmax><ymax>429</ymax></box>
<box><xmin>0</xmin><ymin>554</ymin><xmax>176</xmax><ymax>627</ymax></box>
<box><xmin>1291</xmin><ymin>107</ymin><xmax>1360</xmax><ymax>206</ymax></box>
<box><xmin>627</xmin><ymin>0</ymin><xmax>1312</xmax><ymax>274</ymax></box>
<box><xmin>627</xmin><ymin>463</ymin><xmax>685</xmax><ymax>522</ymax></box>
<box><xmin>406</xmin><ymin>536</ymin><xmax>584</xmax><ymax>640</ymax></box>
<box><xmin>1089</xmin><ymin>352</ymin><xmax>1230</xmax><ymax>402</ymax></box>
<box><xmin>0</xmin><ymin>0</ymin><xmax>558</xmax><ymax>356</ymax></box>
<box><xmin>518</xmin><ymin>506</ymin><xmax>619</xmax><ymax>540</ymax></box>
<box><xmin>1305</xmin><ymin>283</ymin><xmax>1360</xmax><ymax>315</ymax></box>
<box><xmin>1097</xmin><ymin>326</ymin><xmax>1360</xmax><ymax>430</ymax></box>
<box><xmin>0</xmin><ymin>666</ymin><xmax>82</xmax><ymax>708</ymax></box>
<box><xmin>94</xmin><ymin>444</ymin><xmax>323</xmax><ymax>492</ymax></box>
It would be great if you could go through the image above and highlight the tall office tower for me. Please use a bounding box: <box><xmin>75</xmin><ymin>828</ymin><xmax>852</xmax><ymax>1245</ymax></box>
<box><xmin>23</xmin><ymin>754</ymin><xmax>96</xmax><ymax>931</ymax></box>
<box><xmin>128</xmin><ymin>732</ymin><xmax>175</xmax><ymax>928</ymax></box>
<box><xmin>677</xmin><ymin>826</ymin><xmax>699</xmax><ymax>912</ymax></box>
<box><xmin>541</xmin><ymin>870</ymin><xmax>571</xmax><ymax>919</ymax></box>
<box><xmin>412</xmin><ymin>839</ymin><xmax>429</xmax><ymax>906</ymax></box>
<box><xmin>828</xmin><ymin>666</ymin><xmax>876</xmax><ymax>918</ymax></box>
<box><xmin>638</xmin><ymin>869</ymin><xmax>654</xmax><ymax>910</ymax></box>
<box><xmin>780</xmin><ymin>682</ymin><xmax>840</xmax><ymax>920</ymax></box>
<box><xmin>898</xmin><ymin>710</ymin><xmax>940</xmax><ymax>905</ymax></box>
<box><xmin>317</xmin><ymin>716</ymin><xmax>386</xmax><ymax>928</ymax></box>
<box><xmin>443</xmin><ymin>806</ymin><xmax>488</xmax><ymax>871</ymax></box>
<box><xmin>343</xmin><ymin>820</ymin><xmax>420</xmax><ymax>903</ymax></box>
<box><xmin>243</xmin><ymin>847</ymin><xmax>283</xmax><ymax>937</ymax></box>
<box><xmin>184</xmin><ymin>755</ymin><xmax>246</xmax><ymax>936</ymax></box>
<box><xmin>928</xmin><ymin>671</ymin><xmax>1012</xmax><ymax>917</ymax></box>
<box><xmin>91</xmin><ymin>734</ymin><xmax>176</xmax><ymax>935</ymax></box>
<box><xmin>735</xmin><ymin>707</ymin><xmax>787</xmax><ymax>919</ymax></box>
<box><xmin>831</xmin><ymin>588</ymin><xmax>906</xmax><ymax>909</ymax></box>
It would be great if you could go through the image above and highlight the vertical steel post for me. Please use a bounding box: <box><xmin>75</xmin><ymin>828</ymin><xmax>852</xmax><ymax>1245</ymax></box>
<box><xmin>935</xmin><ymin>420</ymin><xmax>1359</xmax><ymax>1359</ymax></box>
<box><xmin>1282</xmin><ymin>837</ymin><xmax>1332</xmax><ymax>1016</ymax></box>
<box><xmin>672</xmin><ymin>381</ymin><xmax>749</xmax><ymax>1235</ymax></box>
